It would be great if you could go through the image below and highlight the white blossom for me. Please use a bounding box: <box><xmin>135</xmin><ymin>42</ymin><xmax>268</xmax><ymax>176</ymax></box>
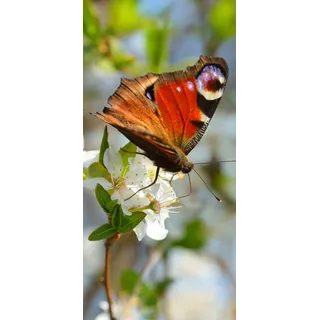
<box><xmin>83</xmin><ymin>143</ymin><xmax>182</xmax><ymax>240</ymax></box>
<box><xmin>83</xmin><ymin>146</ymin><xmax>150</xmax><ymax>215</ymax></box>
<box><xmin>134</xmin><ymin>180</ymin><xmax>181</xmax><ymax>241</ymax></box>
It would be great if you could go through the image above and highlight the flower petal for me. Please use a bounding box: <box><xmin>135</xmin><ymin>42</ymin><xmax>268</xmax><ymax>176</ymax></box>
<box><xmin>146</xmin><ymin>219</ymin><xmax>168</xmax><ymax>240</ymax></box>
<box><xmin>126</xmin><ymin>156</ymin><xmax>150</xmax><ymax>187</ymax></box>
<box><xmin>133</xmin><ymin>221</ymin><xmax>147</xmax><ymax>241</ymax></box>
<box><xmin>156</xmin><ymin>180</ymin><xmax>177</xmax><ymax>203</ymax></box>
<box><xmin>83</xmin><ymin>178</ymin><xmax>111</xmax><ymax>191</ymax></box>
<box><xmin>103</xmin><ymin>146</ymin><xmax>123</xmax><ymax>176</ymax></box>
<box><xmin>111</xmin><ymin>192</ymin><xmax>132</xmax><ymax>216</ymax></box>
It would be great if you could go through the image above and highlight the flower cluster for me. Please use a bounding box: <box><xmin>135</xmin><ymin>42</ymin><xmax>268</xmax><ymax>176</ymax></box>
<box><xmin>83</xmin><ymin>129</ymin><xmax>182</xmax><ymax>241</ymax></box>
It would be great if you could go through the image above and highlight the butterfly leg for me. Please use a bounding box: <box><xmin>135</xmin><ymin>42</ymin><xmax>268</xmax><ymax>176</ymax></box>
<box><xmin>125</xmin><ymin>166</ymin><xmax>160</xmax><ymax>201</ymax></box>
<box><xmin>169</xmin><ymin>173</ymin><xmax>178</xmax><ymax>186</ymax></box>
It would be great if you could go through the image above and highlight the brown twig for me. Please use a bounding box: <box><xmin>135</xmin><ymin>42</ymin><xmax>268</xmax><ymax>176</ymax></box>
<box><xmin>104</xmin><ymin>238</ymin><xmax>114</xmax><ymax>320</ymax></box>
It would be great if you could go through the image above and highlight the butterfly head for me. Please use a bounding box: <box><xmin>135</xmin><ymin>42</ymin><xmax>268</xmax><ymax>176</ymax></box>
<box><xmin>181</xmin><ymin>160</ymin><xmax>194</xmax><ymax>174</ymax></box>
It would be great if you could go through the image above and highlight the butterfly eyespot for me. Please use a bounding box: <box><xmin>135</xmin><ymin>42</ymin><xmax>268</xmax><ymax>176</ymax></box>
<box><xmin>145</xmin><ymin>85</ymin><xmax>155</xmax><ymax>101</ymax></box>
<box><xmin>196</xmin><ymin>65</ymin><xmax>226</xmax><ymax>100</ymax></box>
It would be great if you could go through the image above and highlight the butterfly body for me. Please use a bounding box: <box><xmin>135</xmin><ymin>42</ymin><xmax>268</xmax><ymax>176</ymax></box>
<box><xmin>95</xmin><ymin>56</ymin><xmax>228</xmax><ymax>174</ymax></box>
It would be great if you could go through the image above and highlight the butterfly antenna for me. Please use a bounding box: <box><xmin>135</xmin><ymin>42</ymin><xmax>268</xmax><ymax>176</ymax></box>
<box><xmin>192</xmin><ymin>168</ymin><xmax>222</xmax><ymax>203</ymax></box>
<box><xmin>178</xmin><ymin>173</ymin><xmax>193</xmax><ymax>200</ymax></box>
<box><xmin>194</xmin><ymin>160</ymin><xmax>236</xmax><ymax>165</ymax></box>
<box><xmin>124</xmin><ymin>167</ymin><xmax>160</xmax><ymax>201</ymax></box>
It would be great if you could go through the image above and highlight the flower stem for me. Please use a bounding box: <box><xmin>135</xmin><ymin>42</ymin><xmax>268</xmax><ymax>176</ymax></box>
<box><xmin>129</xmin><ymin>204</ymin><xmax>152</xmax><ymax>213</ymax></box>
<box><xmin>104</xmin><ymin>238</ymin><xmax>114</xmax><ymax>320</ymax></box>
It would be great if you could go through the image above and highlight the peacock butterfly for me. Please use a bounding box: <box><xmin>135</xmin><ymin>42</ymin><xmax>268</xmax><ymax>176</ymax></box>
<box><xmin>94</xmin><ymin>56</ymin><xmax>228</xmax><ymax>197</ymax></box>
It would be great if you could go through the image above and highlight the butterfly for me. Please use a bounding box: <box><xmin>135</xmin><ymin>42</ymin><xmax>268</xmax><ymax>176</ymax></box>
<box><xmin>94</xmin><ymin>56</ymin><xmax>228</xmax><ymax>198</ymax></box>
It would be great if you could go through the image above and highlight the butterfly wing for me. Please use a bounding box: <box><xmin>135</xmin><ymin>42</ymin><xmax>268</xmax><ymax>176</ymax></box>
<box><xmin>95</xmin><ymin>73</ymin><xmax>182</xmax><ymax>170</ymax></box>
<box><xmin>95</xmin><ymin>56</ymin><xmax>228</xmax><ymax>172</ymax></box>
<box><xmin>152</xmin><ymin>56</ymin><xmax>229</xmax><ymax>155</ymax></box>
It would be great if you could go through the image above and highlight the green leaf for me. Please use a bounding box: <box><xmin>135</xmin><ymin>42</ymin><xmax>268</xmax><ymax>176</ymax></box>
<box><xmin>145</xmin><ymin>19</ymin><xmax>170</xmax><ymax>73</ymax></box>
<box><xmin>88</xmin><ymin>162</ymin><xmax>110</xmax><ymax>179</ymax></box>
<box><xmin>120</xmin><ymin>269</ymin><xmax>140</xmax><ymax>294</ymax></box>
<box><xmin>119</xmin><ymin>142</ymin><xmax>137</xmax><ymax>176</ymax></box>
<box><xmin>119</xmin><ymin>211</ymin><xmax>146</xmax><ymax>233</ymax></box>
<box><xmin>107</xmin><ymin>199</ymin><xmax>119</xmax><ymax>214</ymax></box>
<box><xmin>88</xmin><ymin>223</ymin><xmax>118</xmax><ymax>241</ymax></box>
<box><xmin>95</xmin><ymin>183</ymin><xmax>119</xmax><ymax>214</ymax></box>
<box><xmin>172</xmin><ymin>218</ymin><xmax>208</xmax><ymax>250</ymax></box>
<box><xmin>103</xmin><ymin>36</ymin><xmax>136</xmax><ymax>72</ymax></box>
<box><xmin>139</xmin><ymin>283</ymin><xmax>158</xmax><ymax>307</ymax></box>
<box><xmin>83</xmin><ymin>0</ymin><xmax>101</xmax><ymax>42</ymax></box>
<box><xmin>95</xmin><ymin>183</ymin><xmax>111</xmax><ymax>210</ymax></box>
<box><xmin>99</xmin><ymin>126</ymin><xmax>110</xmax><ymax>167</ymax></box>
<box><xmin>111</xmin><ymin>204</ymin><xmax>124</xmax><ymax>231</ymax></box>
<box><xmin>119</xmin><ymin>142</ymin><xmax>137</xmax><ymax>166</ymax></box>
<box><xmin>208</xmin><ymin>0</ymin><xmax>236</xmax><ymax>40</ymax></box>
<box><xmin>155</xmin><ymin>278</ymin><xmax>174</xmax><ymax>296</ymax></box>
<box><xmin>211</xmin><ymin>171</ymin><xmax>230</xmax><ymax>190</ymax></box>
<box><xmin>107</xmin><ymin>0</ymin><xmax>143</xmax><ymax>36</ymax></box>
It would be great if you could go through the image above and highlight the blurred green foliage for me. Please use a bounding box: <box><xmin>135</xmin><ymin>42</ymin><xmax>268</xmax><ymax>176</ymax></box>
<box><xmin>120</xmin><ymin>269</ymin><xmax>173</xmax><ymax>319</ymax></box>
<box><xmin>120</xmin><ymin>269</ymin><xmax>140</xmax><ymax>294</ymax></box>
<box><xmin>83</xmin><ymin>0</ymin><xmax>138</xmax><ymax>71</ymax></box>
<box><xmin>83</xmin><ymin>0</ymin><xmax>235</xmax><ymax>74</ymax></box>
<box><xmin>172</xmin><ymin>218</ymin><xmax>209</xmax><ymax>250</ymax></box>
<box><xmin>208</xmin><ymin>0</ymin><xmax>236</xmax><ymax>40</ymax></box>
<box><xmin>83</xmin><ymin>0</ymin><xmax>101</xmax><ymax>42</ymax></box>
<box><xmin>108</xmin><ymin>0</ymin><xmax>144</xmax><ymax>35</ymax></box>
<box><xmin>145</xmin><ymin>16</ymin><xmax>170</xmax><ymax>73</ymax></box>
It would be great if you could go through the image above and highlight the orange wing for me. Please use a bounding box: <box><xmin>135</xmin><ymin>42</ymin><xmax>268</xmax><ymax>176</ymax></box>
<box><xmin>153</xmin><ymin>56</ymin><xmax>228</xmax><ymax>154</ymax></box>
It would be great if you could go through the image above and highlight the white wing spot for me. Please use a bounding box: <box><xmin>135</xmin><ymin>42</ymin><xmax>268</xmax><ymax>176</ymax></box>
<box><xmin>201</xmin><ymin>113</ymin><xmax>210</xmax><ymax>122</ymax></box>
<box><xmin>187</xmin><ymin>81</ymin><xmax>195</xmax><ymax>91</ymax></box>
<box><xmin>201</xmin><ymin>88</ymin><xmax>224</xmax><ymax>100</ymax></box>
